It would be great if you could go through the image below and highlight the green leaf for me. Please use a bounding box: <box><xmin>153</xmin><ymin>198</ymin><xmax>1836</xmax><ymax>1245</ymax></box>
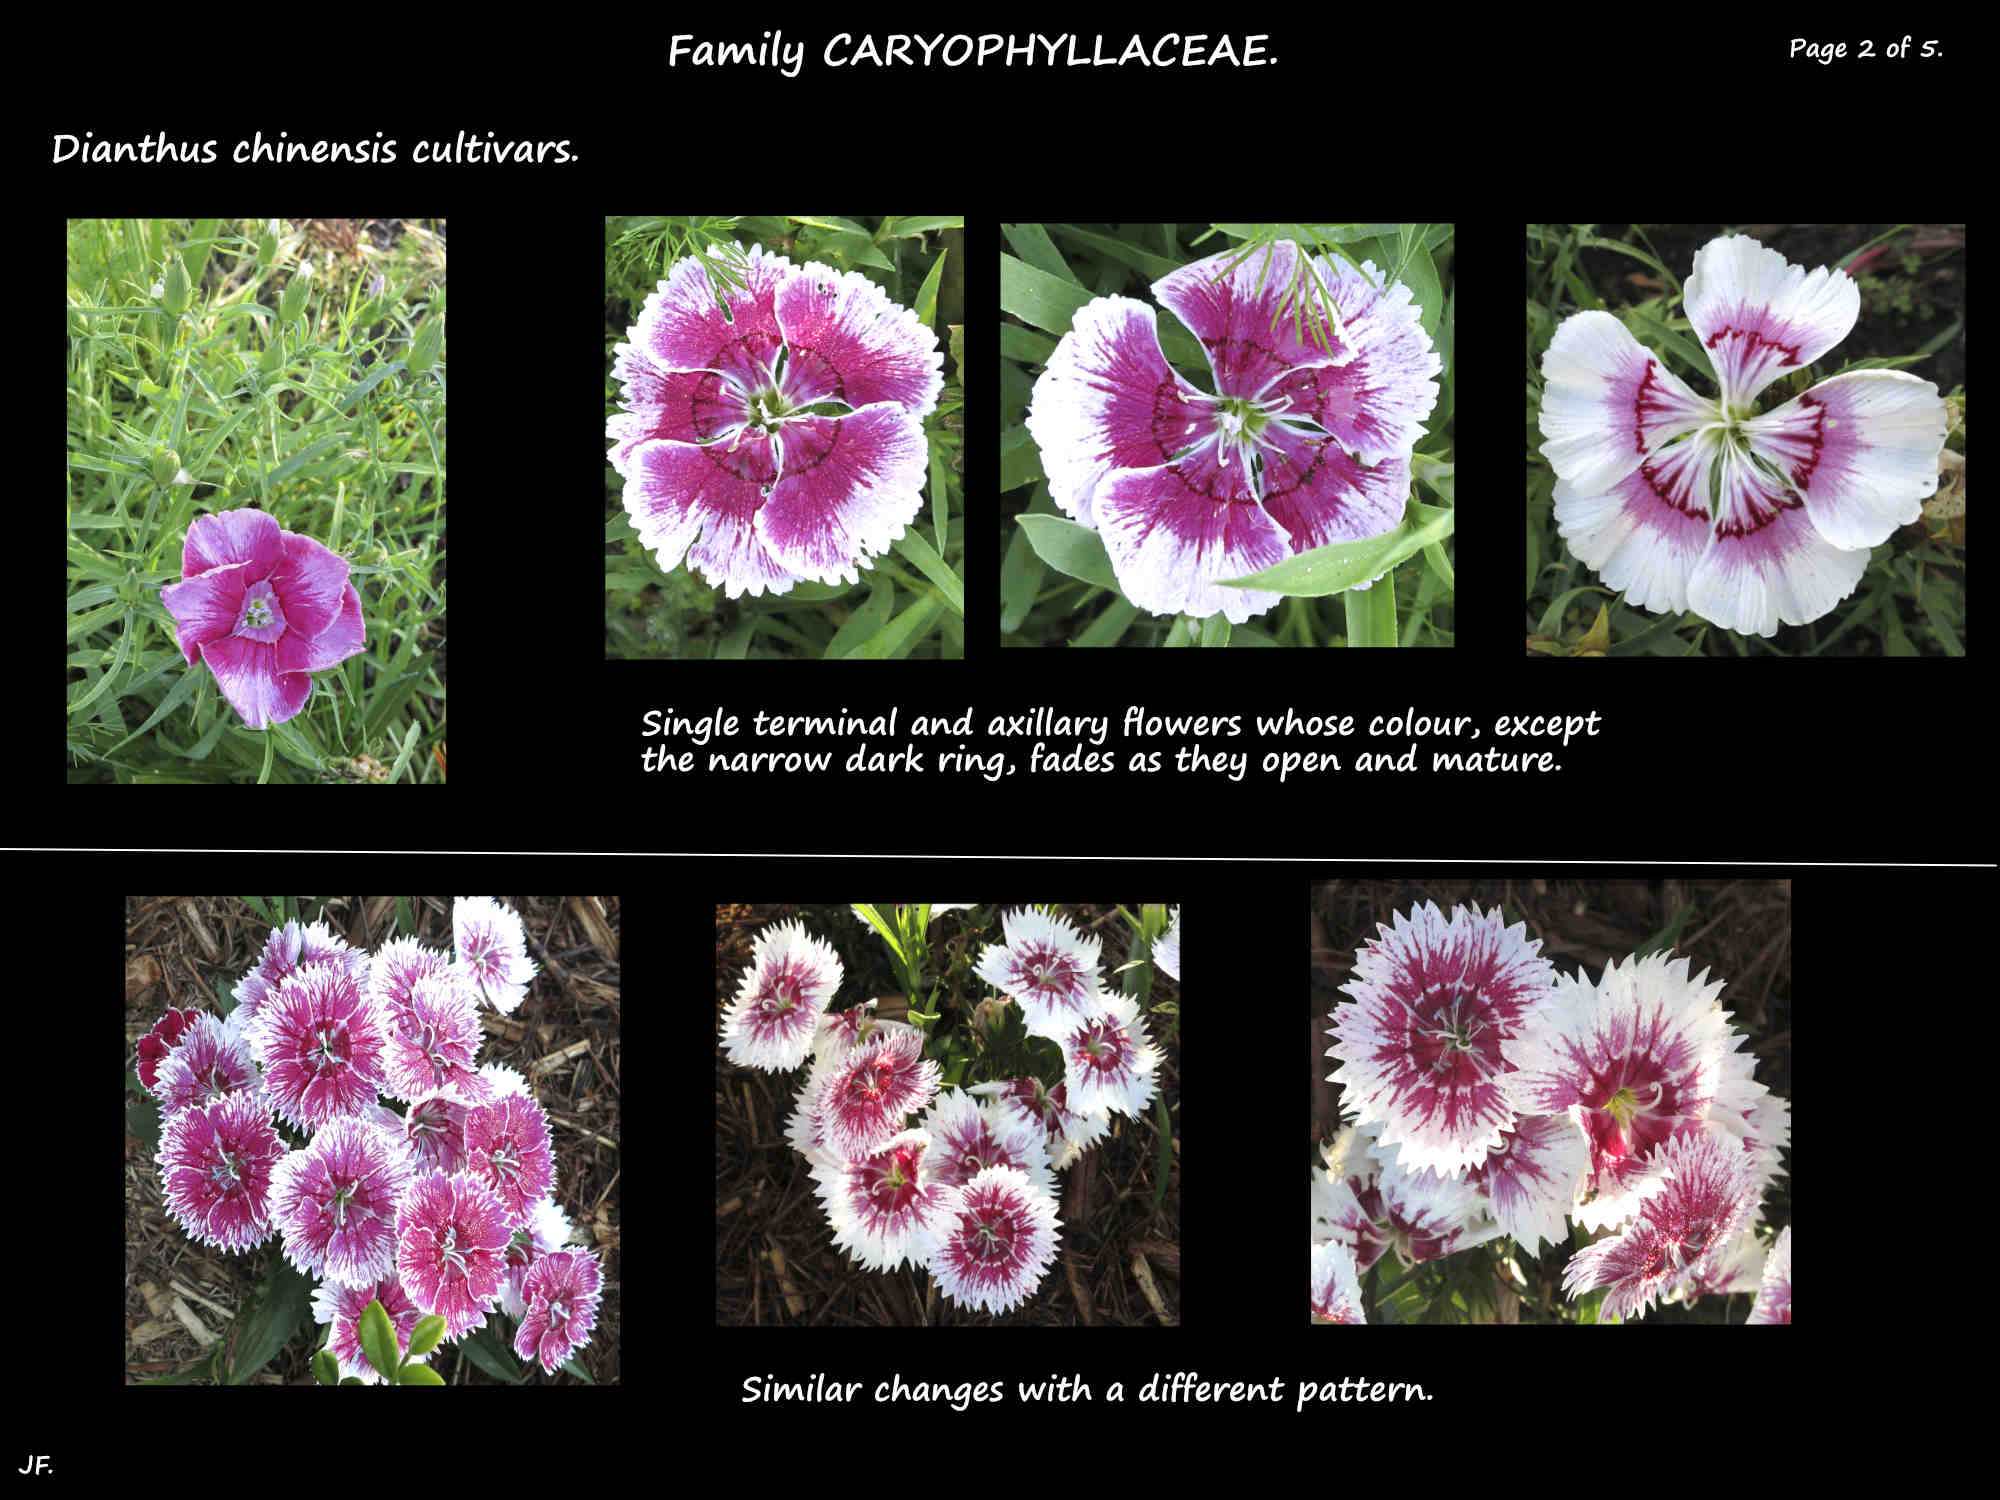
<box><xmin>824</xmin><ymin>577</ymin><xmax>894</xmax><ymax>658</ymax></box>
<box><xmin>226</xmin><ymin>1258</ymin><xmax>311</xmax><ymax>1384</ymax></box>
<box><xmin>397</xmin><ymin>1362</ymin><xmax>446</xmax><ymax>1385</ymax></box>
<box><xmin>912</xmin><ymin>249</ymin><xmax>947</xmax><ymax>329</ymax></box>
<box><xmin>882</xmin><ymin>216</ymin><xmax>964</xmax><ymax>238</ymax></box>
<box><xmin>1015</xmin><ymin>514</ymin><xmax>1119</xmax><ymax>592</ymax></box>
<box><xmin>853</xmin><ymin>593</ymin><xmax>944</xmax><ymax>659</ymax></box>
<box><xmin>313</xmin><ymin>1346</ymin><xmax>339</xmax><ymax>1386</ymax></box>
<box><xmin>851</xmin><ymin>904</ymin><xmax>906</xmax><ymax>962</ymax></box>
<box><xmin>1222</xmin><ymin>500</ymin><xmax>1455</xmax><ymax>595</ymax></box>
<box><xmin>1151</xmin><ymin>1092</ymin><xmax>1172</xmax><ymax>1216</ymax></box>
<box><xmin>405</xmin><ymin>1313</ymin><xmax>446</xmax><ymax>1360</ymax></box>
<box><xmin>1047</xmin><ymin>224</ymin><xmax>1183</xmax><ymax>281</ymax></box>
<box><xmin>892</xmin><ymin>529</ymin><xmax>964</xmax><ymax>618</ymax></box>
<box><xmin>452</xmin><ymin>1323</ymin><xmax>523</xmax><ymax>1382</ymax></box>
<box><xmin>357</xmin><ymin>1298</ymin><xmax>400</xmax><ymax>1381</ymax></box>
<box><xmin>1001</xmin><ymin>224</ymin><xmax>1082</xmax><ymax>283</ymax></box>
<box><xmin>999</xmin><ymin>426</ymin><xmax>1044</xmax><ymax>492</ymax></box>
<box><xmin>930</xmin><ymin>442</ymin><xmax>949</xmax><ymax>557</ymax></box>
<box><xmin>1000</xmin><ymin>253</ymin><xmax>1093</xmax><ymax>335</ymax></box>
<box><xmin>788</xmin><ymin>214</ymin><xmax>872</xmax><ymax>236</ymax></box>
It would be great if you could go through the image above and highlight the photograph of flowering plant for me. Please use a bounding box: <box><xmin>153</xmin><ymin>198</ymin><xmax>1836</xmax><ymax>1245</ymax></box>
<box><xmin>606</xmin><ymin>217</ymin><xmax>965</xmax><ymax>659</ymax></box>
<box><xmin>1001</xmin><ymin>223</ymin><xmax>1455</xmax><ymax>647</ymax></box>
<box><xmin>1312</xmin><ymin>880</ymin><xmax>1789</xmax><ymax>1324</ymax></box>
<box><xmin>717</xmin><ymin>903</ymin><xmax>1180</xmax><ymax>1324</ymax></box>
<box><xmin>68</xmin><ymin>219</ymin><xmax>447</xmax><ymax>783</ymax></box>
<box><xmin>1526</xmin><ymin>223</ymin><xmax>1964</xmax><ymax>657</ymax></box>
<box><xmin>125</xmin><ymin>897</ymin><xmax>619</xmax><ymax>1383</ymax></box>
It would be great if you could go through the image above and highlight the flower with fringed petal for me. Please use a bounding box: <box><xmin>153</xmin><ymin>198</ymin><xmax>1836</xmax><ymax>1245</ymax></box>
<box><xmin>136</xmin><ymin>1006</ymin><xmax>205</xmax><ymax>1092</ymax></box>
<box><xmin>394</xmin><ymin>1170</ymin><xmax>514</xmax><ymax>1340</ymax></box>
<box><xmin>720</xmin><ymin>918</ymin><xmax>845</xmax><ymax>1072</ymax></box>
<box><xmin>269</xmin><ymin>1116</ymin><xmax>416</xmax><ymax>1288</ymax></box>
<box><xmin>973</xmin><ymin>906</ymin><xmax>1104</xmax><ymax>1040</ymax></box>
<box><xmin>813</xmin><ymin>1026</ymin><xmax>940</xmax><ymax>1161</ymax></box>
<box><xmin>500</xmin><ymin>1198</ymin><xmax>576</xmax><ymax>1319</ymax></box>
<box><xmin>813</xmin><ymin>1128</ymin><xmax>957</xmax><ymax>1273</ymax></box>
<box><xmin>382</xmin><ymin>970</ymin><xmax>492</xmax><ymax>1105</ymax></box>
<box><xmin>462</xmin><ymin>1092</ymin><xmax>556</xmax><ymax>1228</ymax></box>
<box><xmin>1027</xmin><ymin>239</ymin><xmax>1439</xmax><ymax>622</ymax></box>
<box><xmin>920</xmin><ymin>1086</ymin><xmax>1056</xmax><ymax>1197</ymax></box>
<box><xmin>610</xmin><ymin>244</ymin><xmax>941</xmax><ymax>598</ymax></box>
<box><xmin>970</xmin><ymin>1075</ymin><xmax>1105</xmax><ymax>1171</ymax></box>
<box><xmin>514</xmin><ymin>1247</ymin><xmax>604</xmax><ymax>1374</ymax></box>
<box><xmin>1466</xmin><ymin>1113</ymin><xmax>1590</xmax><ymax>1257</ymax></box>
<box><xmin>368</xmin><ymin>935</ymin><xmax>455</xmax><ymax>1036</ymax></box>
<box><xmin>398</xmin><ymin>1090</ymin><xmax>472</xmax><ymax>1176</ymax></box>
<box><xmin>311</xmin><ymin>1275</ymin><xmax>431</xmax><ymax>1385</ymax></box>
<box><xmin>1561</xmin><ymin>1128</ymin><xmax>1760</xmax><ymax>1321</ymax></box>
<box><xmin>150</xmin><ymin>1012</ymin><xmax>260</xmax><ymax>1118</ymax></box>
<box><xmin>157</xmin><ymin>1090</ymin><xmax>288</xmax><ymax>1252</ymax></box>
<box><xmin>452</xmin><ymin>897</ymin><xmax>538</xmax><ymax>1015</ymax></box>
<box><xmin>918</xmin><ymin>1165</ymin><xmax>1061</xmax><ymax>1316</ymax></box>
<box><xmin>248</xmin><ymin>958</ymin><xmax>393</xmax><ymax>1131</ymax></box>
<box><xmin>1327</xmin><ymin>902</ymin><xmax>1555</xmax><ymax>1178</ymax></box>
<box><xmin>1502</xmin><ymin>950</ymin><xmax>1762</xmax><ymax>1231</ymax></box>
<box><xmin>1057</xmin><ymin>992</ymin><xmax>1160</xmax><ymax>1118</ymax></box>
<box><xmin>232</xmin><ymin>920</ymin><xmax>371</xmax><ymax>1038</ymax></box>
<box><xmin>1539</xmin><ymin>234</ymin><xmax>1948</xmax><ymax>636</ymax></box>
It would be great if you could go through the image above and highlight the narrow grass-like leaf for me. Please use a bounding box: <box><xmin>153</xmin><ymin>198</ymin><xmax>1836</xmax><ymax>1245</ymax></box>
<box><xmin>824</xmin><ymin>578</ymin><xmax>894</xmax><ymax>658</ymax></box>
<box><xmin>854</xmin><ymin>593</ymin><xmax>944</xmax><ymax>658</ymax></box>
<box><xmin>892</xmin><ymin>529</ymin><xmax>963</xmax><ymax>617</ymax></box>
<box><xmin>913</xmin><ymin>249</ymin><xmax>947</xmax><ymax>329</ymax></box>
<box><xmin>1222</xmin><ymin>500</ymin><xmax>1454</xmax><ymax>595</ymax></box>
<box><xmin>1000</xmin><ymin>253</ymin><xmax>1093</xmax><ymax>334</ymax></box>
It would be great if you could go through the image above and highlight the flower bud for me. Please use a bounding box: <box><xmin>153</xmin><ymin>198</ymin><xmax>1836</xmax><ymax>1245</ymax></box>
<box><xmin>279</xmin><ymin>259</ymin><xmax>313</xmax><ymax>324</ymax></box>
<box><xmin>257</xmin><ymin>220</ymin><xmax>279</xmax><ymax>268</ymax></box>
<box><xmin>149</xmin><ymin>445</ymin><xmax>182</xmax><ymax>486</ymax></box>
<box><xmin>161</xmin><ymin>253</ymin><xmax>191</xmax><ymax>318</ymax></box>
<box><xmin>405</xmin><ymin>313</ymin><xmax>443</xmax><ymax>374</ymax></box>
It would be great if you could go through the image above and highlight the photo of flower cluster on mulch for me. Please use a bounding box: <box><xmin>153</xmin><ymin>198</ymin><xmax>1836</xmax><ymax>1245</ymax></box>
<box><xmin>1312</xmin><ymin>878</ymin><xmax>1790</xmax><ymax>1324</ymax></box>
<box><xmin>123</xmin><ymin>896</ymin><xmax>620</xmax><ymax>1383</ymax></box>
<box><xmin>717</xmin><ymin>903</ymin><xmax>1181</xmax><ymax>1326</ymax></box>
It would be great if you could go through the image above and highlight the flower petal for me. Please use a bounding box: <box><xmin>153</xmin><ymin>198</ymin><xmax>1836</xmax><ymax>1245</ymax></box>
<box><xmin>1686</xmin><ymin>443</ymin><xmax>1869</xmax><ymax>636</ymax></box>
<box><xmin>753</xmin><ymin>406</ymin><xmax>927</xmax><ymax>585</ymax></box>
<box><xmin>202</xmin><ymin>635</ymin><xmax>312</xmax><ymax>729</ymax></box>
<box><xmin>605</xmin><ymin>358</ymin><xmax>745</xmax><ymax>476</ymax></box>
<box><xmin>161</xmin><ymin>560</ymin><xmax>252</xmax><ymax>665</ymax></box>
<box><xmin>1024</xmin><ymin>296</ymin><xmax>1207</xmax><ymax>528</ymax></box>
<box><xmin>774</xmin><ymin>261</ymin><xmax>944</xmax><ymax>417</ymax></box>
<box><xmin>621</xmin><ymin>434</ymin><xmax>803</xmax><ymax>598</ymax></box>
<box><xmin>1538</xmin><ymin>311</ymin><xmax>1714</xmax><ymax>494</ymax></box>
<box><xmin>1275</xmin><ymin>254</ymin><xmax>1442</xmax><ymax>463</ymax></box>
<box><xmin>1684</xmin><ymin>235</ymin><xmax>1858</xmax><ymax>408</ymax></box>
<box><xmin>1093</xmin><ymin>443</ymin><xmax>1289</xmax><ymax>623</ymax></box>
<box><xmin>1553</xmin><ymin>432</ymin><xmax>1718</xmax><ymax>616</ymax></box>
<box><xmin>1745</xmin><ymin>369</ymin><xmax>1947</xmax><ymax>549</ymax></box>
<box><xmin>183</xmin><ymin>506</ymin><xmax>282</xmax><ymax>579</ymax></box>
<box><xmin>631</xmin><ymin>242</ymin><xmax>790</xmax><ymax>388</ymax></box>
<box><xmin>1152</xmin><ymin>240</ymin><xmax>1339</xmax><ymax>397</ymax></box>
<box><xmin>286</xmin><ymin>583</ymin><xmax>365</xmax><ymax>672</ymax></box>
<box><xmin>1257</xmin><ymin>424</ymin><xmax>1408</xmax><ymax>553</ymax></box>
<box><xmin>268</xmin><ymin>531</ymin><xmax>351</xmax><ymax>640</ymax></box>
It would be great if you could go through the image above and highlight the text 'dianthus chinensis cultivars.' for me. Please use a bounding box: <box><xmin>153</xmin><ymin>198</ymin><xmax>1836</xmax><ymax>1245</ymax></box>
<box><xmin>1539</xmin><ymin>234</ymin><xmax>1948</xmax><ymax>636</ymax></box>
<box><xmin>609</xmin><ymin>244</ymin><xmax>943</xmax><ymax>598</ymax></box>
<box><xmin>159</xmin><ymin>507</ymin><xmax>366</xmax><ymax>729</ymax></box>
<box><xmin>1027</xmin><ymin>240</ymin><xmax>1440</xmax><ymax>623</ymax></box>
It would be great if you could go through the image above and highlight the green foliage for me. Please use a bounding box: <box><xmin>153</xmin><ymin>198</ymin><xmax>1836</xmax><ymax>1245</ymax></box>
<box><xmin>999</xmin><ymin>223</ymin><xmax>1455</xmax><ymax>648</ymax></box>
<box><xmin>66</xmin><ymin>218</ymin><xmax>448</xmax><ymax>781</ymax></box>
<box><xmin>604</xmin><ymin>216</ymin><xmax>964</xmax><ymax>660</ymax></box>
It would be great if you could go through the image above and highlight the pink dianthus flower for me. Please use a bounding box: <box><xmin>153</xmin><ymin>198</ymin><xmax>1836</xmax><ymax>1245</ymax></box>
<box><xmin>311</xmin><ymin>1275</ymin><xmax>431</xmax><ymax>1385</ymax></box>
<box><xmin>1057</xmin><ymin>992</ymin><xmax>1160</xmax><ymax>1118</ymax></box>
<box><xmin>150</xmin><ymin>1011</ymin><xmax>260</xmax><ymax>1118</ymax></box>
<box><xmin>813</xmin><ymin>1128</ymin><xmax>956</xmax><ymax>1273</ymax></box>
<box><xmin>1748</xmin><ymin>1224</ymin><xmax>1792</xmax><ymax>1325</ymax></box>
<box><xmin>231</xmin><ymin>919</ymin><xmax>371</xmax><ymax>1038</ymax></box>
<box><xmin>514</xmin><ymin>1247</ymin><xmax>604</xmax><ymax>1375</ymax></box>
<box><xmin>973</xmin><ymin>906</ymin><xmax>1104</xmax><ymax>1040</ymax></box>
<box><xmin>813</xmin><ymin>1026</ymin><xmax>940</xmax><ymax>1160</ymax></box>
<box><xmin>919</xmin><ymin>1165</ymin><xmax>1060</xmax><ymax>1316</ymax></box>
<box><xmin>394</xmin><ymin>1170</ymin><xmax>514</xmax><ymax>1340</ymax></box>
<box><xmin>157</xmin><ymin>1090</ymin><xmax>288</xmax><ymax>1252</ymax></box>
<box><xmin>452</xmin><ymin>896</ymin><xmax>538</xmax><ymax>1015</ymax></box>
<box><xmin>462</xmin><ymin>1091</ymin><xmax>555</xmax><ymax>1227</ymax></box>
<box><xmin>269</xmin><ymin>1116</ymin><xmax>415</xmax><ymax>1288</ymax></box>
<box><xmin>136</xmin><ymin>1006</ymin><xmax>205</xmax><ymax>1092</ymax></box>
<box><xmin>719</xmin><ymin>917</ymin><xmax>845</xmax><ymax>1071</ymax></box>
<box><xmin>382</xmin><ymin>970</ymin><xmax>491</xmax><ymax>1105</ymax></box>
<box><xmin>248</xmin><ymin>958</ymin><xmax>394</xmax><ymax>1131</ymax></box>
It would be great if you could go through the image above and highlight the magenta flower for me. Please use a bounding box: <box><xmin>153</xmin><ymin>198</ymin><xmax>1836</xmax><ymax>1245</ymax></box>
<box><xmin>1748</xmin><ymin>1224</ymin><xmax>1792</xmax><ymax>1325</ymax></box>
<box><xmin>312</xmin><ymin>1274</ymin><xmax>431</xmax><ymax>1385</ymax></box>
<box><xmin>812</xmin><ymin>1001</ymin><xmax>920</xmax><ymax>1067</ymax></box>
<box><xmin>609</xmin><ymin>244</ymin><xmax>942</xmax><ymax>597</ymax></box>
<box><xmin>149</xmin><ymin>1012</ymin><xmax>259</xmax><ymax>1118</ymax></box>
<box><xmin>1058</xmin><ymin>992</ymin><xmax>1160</xmax><ymax>1119</ymax></box>
<box><xmin>1560</xmin><ymin>1128</ymin><xmax>1760</xmax><ymax>1321</ymax></box>
<box><xmin>397</xmin><ymin>1091</ymin><xmax>471</xmax><ymax>1175</ymax></box>
<box><xmin>1540</xmin><ymin>235</ymin><xmax>1948</xmax><ymax>636</ymax></box>
<box><xmin>971</xmin><ymin>1075</ymin><xmax>1104</xmax><ymax>1170</ymax></box>
<box><xmin>156</xmin><ymin>1090</ymin><xmax>287</xmax><ymax>1252</ymax></box>
<box><xmin>394</xmin><ymin>1170</ymin><xmax>514</xmax><ymax>1339</ymax></box>
<box><xmin>247</xmin><ymin>958</ymin><xmax>394</xmax><ymax>1131</ymax></box>
<box><xmin>382</xmin><ymin>971</ymin><xmax>491</xmax><ymax>1106</ymax></box>
<box><xmin>919</xmin><ymin>1086</ymin><xmax>1056</xmax><ymax>1197</ymax></box>
<box><xmin>719</xmin><ymin>917</ymin><xmax>845</xmax><ymax>1071</ymax></box>
<box><xmin>499</xmin><ymin>1197</ymin><xmax>576</xmax><ymax>1319</ymax></box>
<box><xmin>1502</xmin><ymin>951</ymin><xmax>1762</xmax><ymax>1230</ymax></box>
<box><xmin>973</xmin><ymin>906</ymin><xmax>1104</xmax><ymax>1040</ymax></box>
<box><xmin>1027</xmin><ymin>239</ymin><xmax>1440</xmax><ymax>622</ymax></box>
<box><xmin>813</xmin><ymin>1128</ymin><xmax>957</xmax><ymax>1272</ymax></box>
<box><xmin>1311</xmin><ymin>1240</ymin><xmax>1366</xmax><ymax>1325</ymax></box>
<box><xmin>367</xmin><ymin>935</ymin><xmax>454</xmax><ymax>1036</ymax></box>
<box><xmin>462</xmin><ymin>1092</ymin><xmax>555</xmax><ymax>1227</ymax></box>
<box><xmin>158</xmin><ymin>507</ymin><xmax>365</xmax><ymax>728</ymax></box>
<box><xmin>135</xmin><ymin>1006</ymin><xmax>204</xmax><ymax>1092</ymax></box>
<box><xmin>269</xmin><ymin>1116</ymin><xmax>415</xmax><ymax>1288</ymax></box>
<box><xmin>231</xmin><ymin>919</ymin><xmax>371</xmax><ymax>1038</ymax></box>
<box><xmin>813</xmin><ymin>1026</ymin><xmax>940</xmax><ymax>1160</ymax></box>
<box><xmin>452</xmin><ymin>897</ymin><xmax>537</xmax><ymax>1015</ymax></box>
<box><xmin>1327</xmin><ymin>902</ymin><xmax>1555</xmax><ymax>1178</ymax></box>
<box><xmin>919</xmin><ymin>1165</ymin><xmax>1061</xmax><ymax>1316</ymax></box>
<box><xmin>514</xmin><ymin>1247</ymin><xmax>604</xmax><ymax>1375</ymax></box>
<box><xmin>1325</xmin><ymin>1124</ymin><xmax>1502</xmax><ymax>1270</ymax></box>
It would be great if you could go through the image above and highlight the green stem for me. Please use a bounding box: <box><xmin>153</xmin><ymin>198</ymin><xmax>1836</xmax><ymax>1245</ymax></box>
<box><xmin>1345</xmin><ymin>580</ymin><xmax>1398</xmax><ymax>647</ymax></box>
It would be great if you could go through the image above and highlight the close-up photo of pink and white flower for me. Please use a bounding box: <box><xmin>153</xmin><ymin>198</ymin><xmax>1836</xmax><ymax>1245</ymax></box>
<box><xmin>1314</xmin><ymin>881</ymin><xmax>1790</xmax><ymax>1325</ymax></box>
<box><xmin>1529</xmin><ymin>223</ymin><xmax>1963</xmax><ymax>652</ymax></box>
